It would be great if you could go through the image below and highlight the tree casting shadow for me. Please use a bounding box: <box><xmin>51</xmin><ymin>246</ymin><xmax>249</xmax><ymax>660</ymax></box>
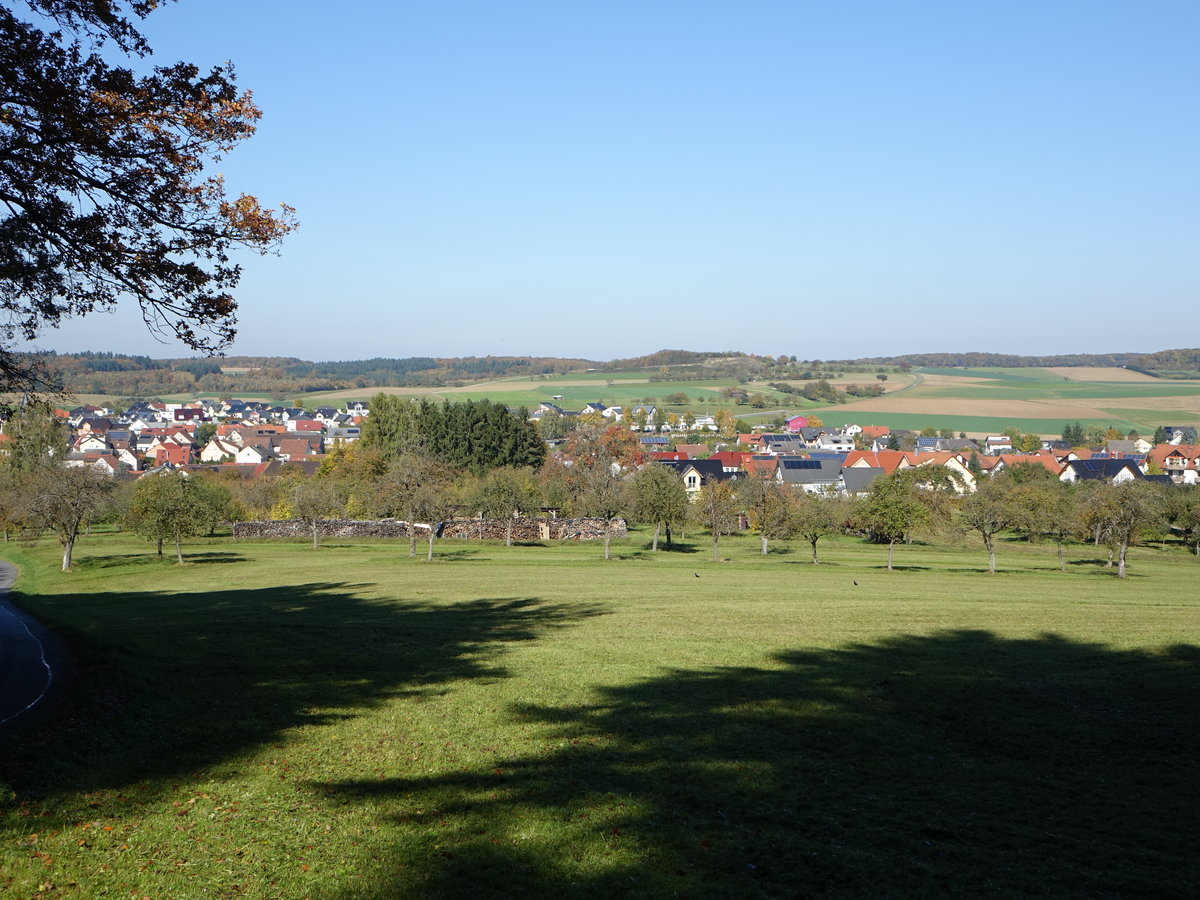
<box><xmin>0</xmin><ymin>583</ymin><xmax>606</xmax><ymax>803</ymax></box>
<box><xmin>319</xmin><ymin>630</ymin><xmax>1200</xmax><ymax>898</ymax></box>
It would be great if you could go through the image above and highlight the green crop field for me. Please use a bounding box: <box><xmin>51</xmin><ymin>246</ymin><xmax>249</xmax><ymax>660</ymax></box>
<box><xmin>2</xmin><ymin>529</ymin><xmax>1198</xmax><ymax>898</ymax></box>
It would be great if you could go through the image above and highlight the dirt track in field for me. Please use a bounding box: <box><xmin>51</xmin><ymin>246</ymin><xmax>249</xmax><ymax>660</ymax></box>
<box><xmin>911</xmin><ymin>373</ymin><xmax>991</xmax><ymax>386</ymax></box>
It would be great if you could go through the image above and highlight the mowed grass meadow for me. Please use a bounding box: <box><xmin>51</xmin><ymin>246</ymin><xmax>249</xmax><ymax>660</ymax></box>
<box><xmin>2</xmin><ymin>527</ymin><xmax>1199</xmax><ymax>898</ymax></box>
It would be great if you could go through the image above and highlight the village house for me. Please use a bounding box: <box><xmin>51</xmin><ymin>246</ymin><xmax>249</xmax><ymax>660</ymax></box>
<box><xmin>1059</xmin><ymin>459</ymin><xmax>1143</xmax><ymax>484</ymax></box>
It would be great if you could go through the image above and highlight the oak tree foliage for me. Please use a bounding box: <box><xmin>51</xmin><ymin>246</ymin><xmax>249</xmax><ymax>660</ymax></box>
<box><xmin>0</xmin><ymin>0</ymin><xmax>295</xmax><ymax>374</ymax></box>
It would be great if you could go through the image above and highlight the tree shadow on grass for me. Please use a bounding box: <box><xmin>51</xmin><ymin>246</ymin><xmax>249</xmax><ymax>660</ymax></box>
<box><xmin>657</xmin><ymin>542</ymin><xmax>701</xmax><ymax>554</ymax></box>
<box><xmin>0</xmin><ymin>583</ymin><xmax>606</xmax><ymax>804</ymax></box>
<box><xmin>319</xmin><ymin>630</ymin><xmax>1200</xmax><ymax>899</ymax></box>
<box><xmin>76</xmin><ymin>551</ymin><xmax>248</xmax><ymax>569</ymax></box>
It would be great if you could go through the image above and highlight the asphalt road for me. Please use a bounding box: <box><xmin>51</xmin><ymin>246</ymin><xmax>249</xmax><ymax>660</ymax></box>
<box><xmin>0</xmin><ymin>560</ymin><xmax>56</xmax><ymax>729</ymax></box>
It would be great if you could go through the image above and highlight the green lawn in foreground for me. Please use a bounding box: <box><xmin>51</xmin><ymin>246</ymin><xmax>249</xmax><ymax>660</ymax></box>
<box><xmin>2</xmin><ymin>531</ymin><xmax>1198</xmax><ymax>898</ymax></box>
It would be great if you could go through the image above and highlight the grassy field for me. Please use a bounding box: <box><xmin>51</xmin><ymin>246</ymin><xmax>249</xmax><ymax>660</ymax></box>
<box><xmin>1</xmin><ymin>528</ymin><xmax>1198</xmax><ymax>898</ymax></box>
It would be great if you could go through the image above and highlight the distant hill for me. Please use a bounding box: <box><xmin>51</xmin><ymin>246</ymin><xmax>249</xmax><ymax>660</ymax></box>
<box><xmin>17</xmin><ymin>346</ymin><xmax>1200</xmax><ymax>401</ymax></box>
<box><xmin>23</xmin><ymin>352</ymin><xmax>597</xmax><ymax>399</ymax></box>
<box><xmin>828</xmin><ymin>351</ymin><xmax>1140</xmax><ymax>368</ymax></box>
<box><xmin>828</xmin><ymin>349</ymin><xmax>1200</xmax><ymax>379</ymax></box>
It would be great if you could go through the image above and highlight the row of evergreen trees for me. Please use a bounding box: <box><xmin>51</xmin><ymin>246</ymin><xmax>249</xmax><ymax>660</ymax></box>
<box><xmin>357</xmin><ymin>396</ymin><xmax>545</xmax><ymax>473</ymax></box>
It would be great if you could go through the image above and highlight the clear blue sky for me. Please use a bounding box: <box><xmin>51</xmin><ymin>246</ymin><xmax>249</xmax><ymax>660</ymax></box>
<box><xmin>34</xmin><ymin>0</ymin><xmax>1200</xmax><ymax>362</ymax></box>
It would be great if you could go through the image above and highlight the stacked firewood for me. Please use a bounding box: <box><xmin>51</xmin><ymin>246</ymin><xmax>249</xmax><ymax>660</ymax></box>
<box><xmin>439</xmin><ymin>517</ymin><xmax>626</xmax><ymax>541</ymax></box>
<box><xmin>233</xmin><ymin>517</ymin><xmax>626</xmax><ymax>541</ymax></box>
<box><xmin>233</xmin><ymin>519</ymin><xmax>428</xmax><ymax>539</ymax></box>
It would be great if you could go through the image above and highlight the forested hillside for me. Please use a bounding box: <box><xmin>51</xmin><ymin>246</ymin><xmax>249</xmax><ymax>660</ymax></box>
<box><xmin>14</xmin><ymin>346</ymin><xmax>1200</xmax><ymax>400</ymax></box>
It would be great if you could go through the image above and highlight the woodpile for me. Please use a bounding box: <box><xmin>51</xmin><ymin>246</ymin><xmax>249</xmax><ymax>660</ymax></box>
<box><xmin>233</xmin><ymin>519</ymin><xmax>429</xmax><ymax>539</ymax></box>
<box><xmin>439</xmin><ymin>516</ymin><xmax>626</xmax><ymax>541</ymax></box>
<box><xmin>234</xmin><ymin>516</ymin><xmax>625</xmax><ymax>541</ymax></box>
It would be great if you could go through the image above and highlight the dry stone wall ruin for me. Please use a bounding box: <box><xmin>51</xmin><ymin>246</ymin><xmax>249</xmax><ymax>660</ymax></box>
<box><xmin>233</xmin><ymin>516</ymin><xmax>626</xmax><ymax>541</ymax></box>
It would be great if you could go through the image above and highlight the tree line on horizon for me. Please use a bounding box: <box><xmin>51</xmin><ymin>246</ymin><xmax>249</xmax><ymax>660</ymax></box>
<box><xmin>18</xmin><ymin>345</ymin><xmax>1200</xmax><ymax>402</ymax></box>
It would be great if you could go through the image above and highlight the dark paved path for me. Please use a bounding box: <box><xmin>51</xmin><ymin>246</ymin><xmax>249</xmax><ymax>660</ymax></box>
<box><xmin>0</xmin><ymin>560</ymin><xmax>57</xmax><ymax>729</ymax></box>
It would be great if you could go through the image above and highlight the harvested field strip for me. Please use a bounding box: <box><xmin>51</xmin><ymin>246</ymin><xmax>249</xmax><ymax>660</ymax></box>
<box><xmin>923</xmin><ymin>384</ymin><xmax>1200</xmax><ymax>400</ymax></box>
<box><xmin>836</xmin><ymin>397</ymin><xmax>1116</xmax><ymax>419</ymax></box>
<box><xmin>1044</xmin><ymin>366</ymin><xmax>1164</xmax><ymax>382</ymax></box>
<box><xmin>812</xmin><ymin>410</ymin><xmax>1144</xmax><ymax>435</ymax></box>
<box><xmin>916</xmin><ymin>367</ymin><xmax>1056</xmax><ymax>381</ymax></box>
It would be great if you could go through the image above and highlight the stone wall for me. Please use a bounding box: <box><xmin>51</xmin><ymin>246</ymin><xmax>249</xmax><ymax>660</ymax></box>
<box><xmin>439</xmin><ymin>516</ymin><xmax>626</xmax><ymax>541</ymax></box>
<box><xmin>233</xmin><ymin>516</ymin><xmax>625</xmax><ymax>542</ymax></box>
<box><xmin>233</xmin><ymin>519</ymin><xmax>426</xmax><ymax>539</ymax></box>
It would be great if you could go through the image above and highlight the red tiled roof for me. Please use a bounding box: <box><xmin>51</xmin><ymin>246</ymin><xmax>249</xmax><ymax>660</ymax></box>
<box><xmin>991</xmin><ymin>453</ymin><xmax>1063</xmax><ymax>474</ymax></box>
<box><xmin>842</xmin><ymin>450</ymin><xmax>914</xmax><ymax>474</ymax></box>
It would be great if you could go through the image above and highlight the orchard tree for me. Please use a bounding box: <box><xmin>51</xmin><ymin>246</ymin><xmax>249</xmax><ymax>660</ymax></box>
<box><xmin>292</xmin><ymin>479</ymin><xmax>345</xmax><ymax>550</ymax></box>
<box><xmin>476</xmin><ymin>466</ymin><xmax>540</xmax><ymax>547</ymax></box>
<box><xmin>626</xmin><ymin>463</ymin><xmax>687</xmax><ymax>551</ymax></box>
<box><xmin>695</xmin><ymin>480</ymin><xmax>739</xmax><ymax>562</ymax></box>
<box><xmin>1164</xmin><ymin>485</ymin><xmax>1200</xmax><ymax>557</ymax></box>
<box><xmin>857</xmin><ymin>469</ymin><xmax>931</xmax><ymax>572</ymax></box>
<box><xmin>371</xmin><ymin>453</ymin><xmax>454</xmax><ymax>556</ymax></box>
<box><xmin>792</xmin><ymin>491</ymin><xmax>847</xmax><ymax>564</ymax></box>
<box><xmin>0</xmin><ymin>0</ymin><xmax>296</xmax><ymax>377</ymax></box>
<box><xmin>737</xmin><ymin>476</ymin><xmax>793</xmax><ymax>556</ymax></box>
<box><xmin>21</xmin><ymin>465</ymin><xmax>113</xmax><ymax>570</ymax></box>
<box><xmin>570</xmin><ymin>460</ymin><xmax>627</xmax><ymax>560</ymax></box>
<box><xmin>959</xmin><ymin>479</ymin><xmax>1015</xmax><ymax>574</ymax></box>
<box><xmin>5</xmin><ymin>401</ymin><xmax>67</xmax><ymax>475</ymax></box>
<box><xmin>1007</xmin><ymin>480</ymin><xmax>1077</xmax><ymax>571</ymax></box>
<box><xmin>1078</xmin><ymin>481</ymin><xmax>1164</xmax><ymax>578</ymax></box>
<box><xmin>127</xmin><ymin>469</ymin><xmax>221</xmax><ymax>563</ymax></box>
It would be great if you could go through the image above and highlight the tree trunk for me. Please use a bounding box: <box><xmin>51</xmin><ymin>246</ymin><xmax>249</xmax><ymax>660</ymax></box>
<box><xmin>1118</xmin><ymin>539</ymin><xmax>1128</xmax><ymax>578</ymax></box>
<box><xmin>761</xmin><ymin>533</ymin><xmax>768</xmax><ymax>556</ymax></box>
<box><xmin>652</xmin><ymin>523</ymin><xmax>660</xmax><ymax>552</ymax></box>
<box><xmin>712</xmin><ymin>533</ymin><xmax>720</xmax><ymax>562</ymax></box>
<box><xmin>313</xmin><ymin>521</ymin><xmax>319</xmax><ymax>550</ymax></box>
<box><xmin>665</xmin><ymin>523</ymin><xmax>673</xmax><ymax>549</ymax></box>
<box><xmin>61</xmin><ymin>537</ymin><xmax>74</xmax><ymax>572</ymax></box>
<box><xmin>1057</xmin><ymin>540</ymin><xmax>1065</xmax><ymax>572</ymax></box>
<box><xmin>175</xmin><ymin>537</ymin><xmax>184</xmax><ymax>565</ymax></box>
<box><xmin>156</xmin><ymin>537</ymin><xmax>163</xmax><ymax>558</ymax></box>
<box><xmin>427</xmin><ymin>531</ymin><xmax>435</xmax><ymax>561</ymax></box>
<box><xmin>506</xmin><ymin>520</ymin><xmax>513</xmax><ymax>547</ymax></box>
<box><xmin>887</xmin><ymin>539</ymin><xmax>895</xmax><ymax>572</ymax></box>
<box><xmin>603</xmin><ymin>522</ymin><xmax>612</xmax><ymax>560</ymax></box>
<box><xmin>408</xmin><ymin>527</ymin><xmax>417</xmax><ymax>557</ymax></box>
<box><xmin>811</xmin><ymin>538</ymin><xmax>819</xmax><ymax>564</ymax></box>
<box><xmin>1106</xmin><ymin>546</ymin><xmax>1114</xmax><ymax>567</ymax></box>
